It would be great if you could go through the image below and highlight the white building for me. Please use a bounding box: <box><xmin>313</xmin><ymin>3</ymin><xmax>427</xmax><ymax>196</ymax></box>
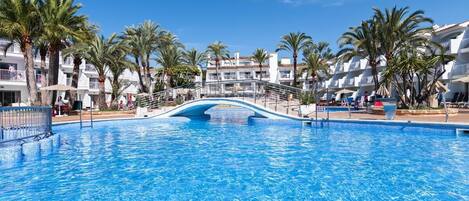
<box><xmin>0</xmin><ymin>39</ymin><xmax>141</xmax><ymax>108</ymax></box>
<box><xmin>324</xmin><ymin>20</ymin><xmax>469</xmax><ymax>101</ymax></box>
<box><xmin>205</xmin><ymin>20</ymin><xmax>469</xmax><ymax>102</ymax></box>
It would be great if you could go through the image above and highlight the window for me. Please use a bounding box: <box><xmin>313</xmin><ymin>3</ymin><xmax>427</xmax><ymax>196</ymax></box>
<box><xmin>223</xmin><ymin>72</ymin><xmax>236</xmax><ymax>80</ymax></box>
<box><xmin>280</xmin><ymin>70</ymin><xmax>291</xmax><ymax>79</ymax></box>
<box><xmin>239</xmin><ymin>72</ymin><xmax>252</xmax><ymax>79</ymax></box>
<box><xmin>0</xmin><ymin>91</ymin><xmax>21</xmax><ymax>106</ymax></box>
<box><xmin>208</xmin><ymin>73</ymin><xmax>220</xmax><ymax>80</ymax></box>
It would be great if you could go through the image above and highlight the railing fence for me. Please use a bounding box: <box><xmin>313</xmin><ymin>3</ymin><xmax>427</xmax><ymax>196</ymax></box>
<box><xmin>0</xmin><ymin>106</ymin><xmax>52</xmax><ymax>144</ymax></box>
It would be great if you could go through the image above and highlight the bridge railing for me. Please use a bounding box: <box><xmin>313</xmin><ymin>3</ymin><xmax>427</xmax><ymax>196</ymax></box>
<box><xmin>0</xmin><ymin>106</ymin><xmax>52</xmax><ymax>144</ymax></box>
<box><xmin>136</xmin><ymin>80</ymin><xmax>314</xmax><ymax>117</ymax></box>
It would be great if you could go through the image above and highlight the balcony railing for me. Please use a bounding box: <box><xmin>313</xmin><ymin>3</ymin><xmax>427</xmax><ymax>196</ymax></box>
<box><xmin>0</xmin><ymin>69</ymin><xmax>26</xmax><ymax>81</ymax></box>
<box><xmin>239</xmin><ymin>74</ymin><xmax>253</xmax><ymax>79</ymax></box>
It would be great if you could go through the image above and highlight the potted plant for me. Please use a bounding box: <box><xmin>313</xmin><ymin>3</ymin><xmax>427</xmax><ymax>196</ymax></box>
<box><xmin>299</xmin><ymin>91</ymin><xmax>316</xmax><ymax>117</ymax></box>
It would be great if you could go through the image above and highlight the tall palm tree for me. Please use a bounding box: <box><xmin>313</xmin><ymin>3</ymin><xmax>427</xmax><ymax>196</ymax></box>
<box><xmin>107</xmin><ymin>51</ymin><xmax>132</xmax><ymax>108</ymax></box>
<box><xmin>62</xmin><ymin>42</ymin><xmax>89</xmax><ymax>103</ymax></box>
<box><xmin>39</xmin><ymin>0</ymin><xmax>88</xmax><ymax>105</ymax></box>
<box><xmin>122</xmin><ymin>20</ymin><xmax>165</xmax><ymax>93</ymax></box>
<box><xmin>251</xmin><ymin>48</ymin><xmax>270</xmax><ymax>81</ymax></box>
<box><xmin>61</xmin><ymin>24</ymin><xmax>95</xmax><ymax>104</ymax></box>
<box><xmin>373</xmin><ymin>6</ymin><xmax>433</xmax><ymax>76</ymax></box>
<box><xmin>34</xmin><ymin>39</ymin><xmax>49</xmax><ymax>105</ymax></box>
<box><xmin>122</xmin><ymin>26</ymin><xmax>147</xmax><ymax>92</ymax></box>
<box><xmin>83</xmin><ymin>34</ymin><xmax>126</xmax><ymax>109</ymax></box>
<box><xmin>207</xmin><ymin>41</ymin><xmax>229</xmax><ymax>91</ymax></box>
<box><xmin>338</xmin><ymin>20</ymin><xmax>381</xmax><ymax>91</ymax></box>
<box><xmin>276</xmin><ymin>32</ymin><xmax>312</xmax><ymax>87</ymax></box>
<box><xmin>0</xmin><ymin>0</ymin><xmax>41</xmax><ymax>104</ymax></box>
<box><xmin>303</xmin><ymin>53</ymin><xmax>329</xmax><ymax>91</ymax></box>
<box><xmin>155</xmin><ymin>45</ymin><xmax>182</xmax><ymax>88</ymax></box>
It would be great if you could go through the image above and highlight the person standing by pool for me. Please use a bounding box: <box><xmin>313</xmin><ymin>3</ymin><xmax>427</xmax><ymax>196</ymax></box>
<box><xmin>363</xmin><ymin>91</ymin><xmax>369</xmax><ymax>107</ymax></box>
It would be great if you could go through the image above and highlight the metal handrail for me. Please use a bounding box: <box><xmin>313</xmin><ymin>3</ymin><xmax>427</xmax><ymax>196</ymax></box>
<box><xmin>137</xmin><ymin>80</ymin><xmax>311</xmax><ymax>117</ymax></box>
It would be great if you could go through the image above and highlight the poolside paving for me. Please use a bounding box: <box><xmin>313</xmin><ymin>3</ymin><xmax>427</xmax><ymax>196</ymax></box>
<box><xmin>52</xmin><ymin>111</ymin><xmax>135</xmax><ymax>123</ymax></box>
<box><xmin>311</xmin><ymin>109</ymin><xmax>469</xmax><ymax>124</ymax></box>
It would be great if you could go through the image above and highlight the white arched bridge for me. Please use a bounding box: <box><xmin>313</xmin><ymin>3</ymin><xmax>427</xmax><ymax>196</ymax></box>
<box><xmin>153</xmin><ymin>98</ymin><xmax>308</xmax><ymax>121</ymax></box>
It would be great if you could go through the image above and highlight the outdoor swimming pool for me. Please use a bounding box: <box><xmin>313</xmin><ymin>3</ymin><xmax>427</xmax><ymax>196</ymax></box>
<box><xmin>0</xmin><ymin>108</ymin><xmax>468</xmax><ymax>200</ymax></box>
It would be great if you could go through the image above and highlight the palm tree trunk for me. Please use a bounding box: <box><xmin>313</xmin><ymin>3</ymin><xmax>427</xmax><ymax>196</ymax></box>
<box><xmin>69</xmin><ymin>56</ymin><xmax>82</xmax><ymax>105</ymax></box>
<box><xmin>146</xmin><ymin>55</ymin><xmax>152</xmax><ymax>92</ymax></box>
<box><xmin>47</xmin><ymin>44</ymin><xmax>60</xmax><ymax>105</ymax></box>
<box><xmin>110</xmin><ymin>77</ymin><xmax>119</xmax><ymax>109</ymax></box>
<box><xmin>370</xmin><ymin>61</ymin><xmax>379</xmax><ymax>92</ymax></box>
<box><xmin>259</xmin><ymin>64</ymin><xmax>263</xmax><ymax>81</ymax></box>
<box><xmin>98</xmin><ymin>75</ymin><xmax>107</xmax><ymax>109</ymax></box>
<box><xmin>215</xmin><ymin>59</ymin><xmax>220</xmax><ymax>93</ymax></box>
<box><xmin>293</xmin><ymin>54</ymin><xmax>298</xmax><ymax>87</ymax></box>
<box><xmin>134</xmin><ymin>57</ymin><xmax>147</xmax><ymax>93</ymax></box>
<box><xmin>23</xmin><ymin>41</ymin><xmax>38</xmax><ymax>105</ymax></box>
<box><xmin>39</xmin><ymin>48</ymin><xmax>48</xmax><ymax>105</ymax></box>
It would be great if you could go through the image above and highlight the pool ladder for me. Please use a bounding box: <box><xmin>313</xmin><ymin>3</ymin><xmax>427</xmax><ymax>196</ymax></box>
<box><xmin>80</xmin><ymin>100</ymin><xmax>94</xmax><ymax>129</ymax></box>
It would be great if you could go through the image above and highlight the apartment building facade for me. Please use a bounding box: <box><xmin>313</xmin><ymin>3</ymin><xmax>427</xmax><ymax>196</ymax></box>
<box><xmin>205</xmin><ymin>20</ymin><xmax>469</xmax><ymax>102</ymax></box>
<box><xmin>0</xmin><ymin>39</ymin><xmax>140</xmax><ymax>108</ymax></box>
<box><xmin>323</xmin><ymin>20</ymin><xmax>469</xmax><ymax>101</ymax></box>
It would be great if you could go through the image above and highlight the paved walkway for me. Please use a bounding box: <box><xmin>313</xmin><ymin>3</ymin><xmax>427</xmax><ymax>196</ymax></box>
<box><xmin>311</xmin><ymin>110</ymin><xmax>469</xmax><ymax>124</ymax></box>
<box><xmin>53</xmin><ymin>111</ymin><xmax>135</xmax><ymax>123</ymax></box>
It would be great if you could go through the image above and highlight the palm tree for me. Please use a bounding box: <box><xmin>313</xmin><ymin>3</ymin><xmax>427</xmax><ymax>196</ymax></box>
<box><xmin>373</xmin><ymin>6</ymin><xmax>433</xmax><ymax>80</ymax></box>
<box><xmin>122</xmin><ymin>20</ymin><xmax>165</xmax><ymax>93</ymax></box>
<box><xmin>207</xmin><ymin>41</ymin><xmax>229</xmax><ymax>91</ymax></box>
<box><xmin>251</xmin><ymin>48</ymin><xmax>270</xmax><ymax>81</ymax></box>
<box><xmin>0</xmin><ymin>0</ymin><xmax>41</xmax><ymax>104</ymax></box>
<box><xmin>276</xmin><ymin>32</ymin><xmax>312</xmax><ymax>87</ymax></box>
<box><xmin>33</xmin><ymin>39</ymin><xmax>49</xmax><ymax>105</ymax></box>
<box><xmin>39</xmin><ymin>0</ymin><xmax>88</xmax><ymax>105</ymax></box>
<box><xmin>303</xmin><ymin>53</ymin><xmax>329</xmax><ymax>91</ymax></box>
<box><xmin>338</xmin><ymin>20</ymin><xmax>381</xmax><ymax>91</ymax></box>
<box><xmin>122</xmin><ymin>26</ymin><xmax>147</xmax><ymax>92</ymax></box>
<box><xmin>108</xmin><ymin>52</ymin><xmax>132</xmax><ymax>108</ymax></box>
<box><xmin>155</xmin><ymin>45</ymin><xmax>182</xmax><ymax>88</ymax></box>
<box><xmin>303</xmin><ymin>41</ymin><xmax>334</xmax><ymax>61</ymax></box>
<box><xmin>182</xmin><ymin>48</ymin><xmax>207</xmax><ymax>67</ymax></box>
<box><xmin>83</xmin><ymin>34</ymin><xmax>126</xmax><ymax>109</ymax></box>
<box><xmin>62</xmin><ymin>42</ymin><xmax>89</xmax><ymax>103</ymax></box>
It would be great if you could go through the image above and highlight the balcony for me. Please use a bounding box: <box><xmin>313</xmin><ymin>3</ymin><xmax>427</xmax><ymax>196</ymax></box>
<box><xmin>343</xmin><ymin>77</ymin><xmax>356</xmax><ymax>87</ymax></box>
<box><xmin>222</xmin><ymin>73</ymin><xmax>237</xmax><ymax>80</ymax></box>
<box><xmin>452</xmin><ymin>63</ymin><xmax>469</xmax><ymax>77</ymax></box>
<box><xmin>239</xmin><ymin>73</ymin><xmax>253</xmax><ymax>80</ymax></box>
<box><xmin>89</xmin><ymin>82</ymin><xmax>99</xmax><ymax>90</ymax></box>
<box><xmin>334</xmin><ymin>64</ymin><xmax>345</xmax><ymax>73</ymax></box>
<box><xmin>84</xmin><ymin>64</ymin><xmax>98</xmax><ymax>74</ymax></box>
<box><xmin>348</xmin><ymin>62</ymin><xmax>361</xmax><ymax>71</ymax></box>
<box><xmin>361</xmin><ymin>76</ymin><xmax>374</xmax><ymax>86</ymax></box>
<box><xmin>0</xmin><ymin>69</ymin><xmax>26</xmax><ymax>82</ymax></box>
<box><xmin>330</xmin><ymin>80</ymin><xmax>339</xmax><ymax>88</ymax></box>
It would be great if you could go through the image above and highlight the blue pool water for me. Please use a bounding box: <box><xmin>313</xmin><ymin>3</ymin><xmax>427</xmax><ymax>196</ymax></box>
<box><xmin>0</xmin><ymin>108</ymin><xmax>468</xmax><ymax>200</ymax></box>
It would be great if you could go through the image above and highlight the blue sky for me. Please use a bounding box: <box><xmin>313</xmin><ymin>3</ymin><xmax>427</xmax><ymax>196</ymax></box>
<box><xmin>78</xmin><ymin>0</ymin><xmax>469</xmax><ymax>57</ymax></box>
